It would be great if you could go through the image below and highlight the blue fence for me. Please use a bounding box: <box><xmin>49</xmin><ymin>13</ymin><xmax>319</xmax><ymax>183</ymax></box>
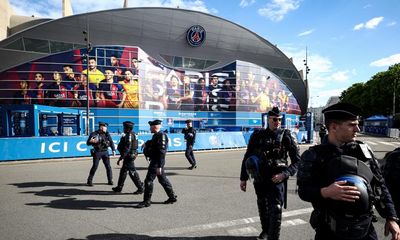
<box><xmin>0</xmin><ymin>132</ymin><xmax>248</xmax><ymax>161</ymax></box>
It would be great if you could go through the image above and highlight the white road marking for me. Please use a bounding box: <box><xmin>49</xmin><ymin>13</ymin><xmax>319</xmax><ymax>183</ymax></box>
<box><xmin>143</xmin><ymin>207</ymin><xmax>313</xmax><ymax>237</ymax></box>
<box><xmin>365</xmin><ymin>141</ymin><xmax>378</xmax><ymax>146</ymax></box>
<box><xmin>227</xmin><ymin>226</ymin><xmax>258</xmax><ymax>235</ymax></box>
<box><xmin>282</xmin><ymin>207</ymin><xmax>313</xmax><ymax>218</ymax></box>
<box><xmin>379</xmin><ymin>141</ymin><xmax>396</xmax><ymax>146</ymax></box>
<box><xmin>281</xmin><ymin>218</ymin><xmax>308</xmax><ymax>227</ymax></box>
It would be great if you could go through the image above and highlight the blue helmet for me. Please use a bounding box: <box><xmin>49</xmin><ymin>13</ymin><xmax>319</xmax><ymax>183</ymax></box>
<box><xmin>331</xmin><ymin>175</ymin><xmax>370</xmax><ymax>216</ymax></box>
<box><xmin>245</xmin><ymin>155</ymin><xmax>262</xmax><ymax>181</ymax></box>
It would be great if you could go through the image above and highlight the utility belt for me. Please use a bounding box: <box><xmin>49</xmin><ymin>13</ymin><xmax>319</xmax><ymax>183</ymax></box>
<box><xmin>90</xmin><ymin>148</ymin><xmax>108</xmax><ymax>156</ymax></box>
<box><xmin>264</xmin><ymin>157</ymin><xmax>288</xmax><ymax>170</ymax></box>
<box><xmin>310</xmin><ymin>209</ymin><xmax>373</xmax><ymax>240</ymax></box>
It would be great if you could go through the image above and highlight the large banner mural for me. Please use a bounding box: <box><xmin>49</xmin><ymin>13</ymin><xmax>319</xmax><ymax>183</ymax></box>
<box><xmin>0</xmin><ymin>46</ymin><xmax>301</xmax><ymax>115</ymax></box>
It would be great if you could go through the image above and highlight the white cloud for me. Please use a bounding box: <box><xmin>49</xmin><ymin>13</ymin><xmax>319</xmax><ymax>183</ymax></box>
<box><xmin>277</xmin><ymin>46</ymin><xmax>354</xmax><ymax>107</ymax></box>
<box><xmin>240</xmin><ymin>0</ymin><xmax>256</xmax><ymax>8</ymax></box>
<box><xmin>365</xmin><ymin>16</ymin><xmax>384</xmax><ymax>29</ymax></box>
<box><xmin>354</xmin><ymin>16</ymin><xmax>384</xmax><ymax>30</ymax></box>
<box><xmin>363</xmin><ymin>4</ymin><xmax>372</xmax><ymax>9</ymax></box>
<box><xmin>311</xmin><ymin>88</ymin><xmax>345</xmax><ymax>107</ymax></box>
<box><xmin>388</xmin><ymin>21</ymin><xmax>397</xmax><ymax>27</ymax></box>
<box><xmin>353</xmin><ymin>23</ymin><xmax>364</xmax><ymax>30</ymax></box>
<box><xmin>370</xmin><ymin>54</ymin><xmax>400</xmax><ymax>67</ymax></box>
<box><xmin>330</xmin><ymin>71</ymin><xmax>350</xmax><ymax>82</ymax></box>
<box><xmin>298</xmin><ymin>29</ymin><xmax>314</xmax><ymax>37</ymax></box>
<box><xmin>258</xmin><ymin>0</ymin><xmax>300</xmax><ymax>22</ymax></box>
<box><xmin>10</xmin><ymin>0</ymin><xmax>62</xmax><ymax>18</ymax></box>
<box><xmin>9</xmin><ymin>0</ymin><xmax>215</xmax><ymax>18</ymax></box>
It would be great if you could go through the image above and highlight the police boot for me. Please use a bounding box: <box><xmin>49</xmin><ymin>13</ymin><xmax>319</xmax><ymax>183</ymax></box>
<box><xmin>257</xmin><ymin>232</ymin><xmax>267</xmax><ymax>240</ymax></box>
<box><xmin>266</xmin><ymin>204</ymin><xmax>282</xmax><ymax>240</ymax></box>
<box><xmin>112</xmin><ymin>186</ymin><xmax>123</xmax><ymax>192</ymax></box>
<box><xmin>136</xmin><ymin>191</ymin><xmax>152</xmax><ymax>208</ymax></box>
<box><xmin>164</xmin><ymin>195</ymin><xmax>177</xmax><ymax>204</ymax></box>
<box><xmin>164</xmin><ymin>191</ymin><xmax>177</xmax><ymax>204</ymax></box>
<box><xmin>135</xmin><ymin>200</ymin><xmax>151</xmax><ymax>208</ymax></box>
<box><xmin>257</xmin><ymin>198</ymin><xmax>268</xmax><ymax>240</ymax></box>
<box><xmin>87</xmin><ymin>178</ymin><xmax>93</xmax><ymax>187</ymax></box>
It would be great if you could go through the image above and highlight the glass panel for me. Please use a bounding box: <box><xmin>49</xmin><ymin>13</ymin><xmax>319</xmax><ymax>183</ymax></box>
<box><xmin>50</xmin><ymin>41</ymin><xmax>73</xmax><ymax>53</ymax></box>
<box><xmin>282</xmin><ymin>69</ymin><xmax>294</xmax><ymax>78</ymax></box>
<box><xmin>160</xmin><ymin>54</ymin><xmax>218</xmax><ymax>70</ymax></box>
<box><xmin>73</xmin><ymin>43</ymin><xmax>86</xmax><ymax>49</ymax></box>
<box><xmin>160</xmin><ymin>54</ymin><xmax>174</xmax><ymax>65</ymax></box>
<box><xmin>183</xmin><ymin>58</ymin><xmax>191</xmax><ymax>68</ymax></box>
<box><xmin>24</xmin><ymin>38</ymin><xmax>49</xmax><ymax>53</ymax></box>
<box><xmin>204</xmin><ymin>60</ymin><xmax>218</xmax><ymax>69</ymax></box>
<box><xmin>173</xmin><ymin>56</ymin><xmax>182</xmax><ymax>67</ymax></box>
<box><xmin>10</xmin><ymin>110</ymin><xmax>32</xmax><ymax>137</ymax></box>
<box><xmin>188</xmin><ymin>58</ymin><xmax>206</xmax><ymax>69</ymax></box>
<box><xmin>4</xmin><ymin>38</ymin><xmax>24</xmax><ymax>51</ymax></box>
<box><xmin>270</xmin><ymin>68</ymin><xmax>284</xmax><ymax>78</ymax></box>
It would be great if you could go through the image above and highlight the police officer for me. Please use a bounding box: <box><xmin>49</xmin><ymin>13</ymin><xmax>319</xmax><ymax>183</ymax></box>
<box><xmin>297</xmin><ymin>102</ymin><xmax>400</xmax><ymax>240</ymax></box>
<box><xmin>319</xmin><ymin>124</ymin><xmax>327</xmax><ymax>143</ymax></box>
<box><xmin>136</xmin><ymin>120</ymin><xmax>177</xmax><ymax>208</ymax></box>
<box><xmin>240</xmin><ymin>107</ymin><xmax>300</xmax><ymax>240</ymax></box>
<box><xmin>182</xmin><ymin>119</ymin><xmax>197</xmax><ymax>169</ymax></box>
<box><xmin>112</xmin><ymin>121</ymin><xmax>144</xmax><ymax>194</ymax></box>
<box><xmin>86</xmin><ymin>122</ymin><xmax>116</xmax><ymax>186</ymax></box>
<box><xmin>383</xmin><ymin>147</ymin><xmax>400</xmax><ymax>219</ymax></box>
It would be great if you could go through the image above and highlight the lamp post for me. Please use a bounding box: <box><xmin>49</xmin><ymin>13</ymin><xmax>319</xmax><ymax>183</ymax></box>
<box><xmin>304</xmin><ymin>47</ymin><xmax>311</xmax><ymax>83</ymax></box>
<box><xmin>83</xmin><ymin>28</ymin><xmax>92</xmax><ymax>135</ymax></box>
<box><xmin>303</xmin><ymin>47</ymin><xmax>311</xmax><ymax>108</ymax></box>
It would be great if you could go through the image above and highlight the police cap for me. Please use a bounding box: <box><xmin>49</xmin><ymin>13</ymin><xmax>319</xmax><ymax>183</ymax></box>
<box><xmin>185</xmin><ymin>119</ymin><xmax>192</xmax><ymax>123</ymax></box>
<box><xmin>268</xmin><ymin>107</ymin><xmax>282</xmax><ymax>117</ymax></box>
<box><xmin>98</xmin><ymin>122</ymin><xmax>108</xmax><ymax>127</ymax></box>
<box><xmin>123</xmin><ymin>121</ymin><xmax>134</xmax><ymax>128</ymax></box>
<box><xmin>148</xmin><ymin>119</ymin><xmax>162</xmax><ymax>126</ymax></box>
<box><xmin>322</xmin><ymin>102</ymin><xmax>361</xmax><ymax>121</ymax></box>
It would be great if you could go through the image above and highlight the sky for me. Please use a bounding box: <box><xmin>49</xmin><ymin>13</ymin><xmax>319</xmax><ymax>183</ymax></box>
<box><xmin>9</xmin><ymin>0</ymin><xmax>400</xmax><ymax>107</ymax></box>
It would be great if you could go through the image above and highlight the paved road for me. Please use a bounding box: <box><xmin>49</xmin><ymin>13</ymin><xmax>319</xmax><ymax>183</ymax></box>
<box><xmin>0</xmin><ymin>134</ymin><xmax>399</xmax><ymax>240</ymax></box>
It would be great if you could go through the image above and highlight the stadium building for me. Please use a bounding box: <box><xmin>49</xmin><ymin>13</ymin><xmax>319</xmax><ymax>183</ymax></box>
<box><xmin>0</xmin><ymin>1</ymin><xmax>310</xmax><ymax>160</ymax></box>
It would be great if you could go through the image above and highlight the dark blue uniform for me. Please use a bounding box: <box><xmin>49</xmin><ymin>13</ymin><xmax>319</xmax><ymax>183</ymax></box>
<box><xmin>113</xmin><ymin>131</ymin><xmax>143</xmax><ymax>194</ymax></box>
<box><xmin>137</xmin><ymin>131</ymin><xmax>176</xmax><ymax>208</ymax></box>
<box><xmin>86</xmin><ymin>130</ymin><xmax>115</xmax><ymax>185</ymax></box>
<box><xmin>240</xmin><ymin>128</ymin><xmax>300</xmax><ymax>240</ymax></box>
<box><xmin>297</xmin><ymin>140</ymin><xmax>398</xmax><ymax>240</ymax></box>
<box><xmin>383</xmin><ymin>148</ymin><xmax>400</xmax><ymax>219</ymax></box>
<box><xmin>182</xmin><ymin>126</ymin><xmax>196</xmax><ymax>168</ymax></box>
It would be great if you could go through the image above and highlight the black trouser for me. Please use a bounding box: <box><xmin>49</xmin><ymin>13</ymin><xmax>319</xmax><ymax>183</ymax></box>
<box><xmin>185</xmin><ymin>143</ymin><xmax>196</xmax><ymax>166</ymax></box>
<box><xmin>315</xmin><ymin>223</ymin><xmax>377</xmax><ymax>240</ymax></box>
<box><xmin>254</xmin><ymin>180</ymin><xmax>284</xmax><ymax>240</ymax></box>
<box><xmin>88</xmin><ymin>150</ymin><xmax>112</xmax><ymax>183</ymax></box>
<box><xmin>116</xmin><ymin>157</ymin><xmax>143</xmax><ymax>191</ymax></box>
<box><xmin>143</xmin><ymin>165</ymin><xmax>175</xmax><ymax>202</ymax></box>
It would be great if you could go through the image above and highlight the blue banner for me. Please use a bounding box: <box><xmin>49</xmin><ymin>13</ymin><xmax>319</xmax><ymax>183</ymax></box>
<box><xmin>0</xmin><ymin>132</ymin><xmax>248</xmax><ymax>161</ymax></box>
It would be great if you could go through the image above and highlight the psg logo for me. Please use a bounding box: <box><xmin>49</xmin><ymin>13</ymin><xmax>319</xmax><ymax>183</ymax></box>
<box><xmin>186</xmin><ymin>25</ymin><xmax>206</xmax><ymax>47</ymax></box>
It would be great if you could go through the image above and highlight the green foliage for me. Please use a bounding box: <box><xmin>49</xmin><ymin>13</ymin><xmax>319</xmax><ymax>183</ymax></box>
<box><xmin>340</xmin><ymin>63</ymin><xmax>400</xmax><ymax>118</ymax></box>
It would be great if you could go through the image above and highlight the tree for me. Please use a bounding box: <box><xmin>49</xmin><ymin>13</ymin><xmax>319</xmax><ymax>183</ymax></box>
<box><xmin>340</xmin><ymin>63</ymin><xmax>400</xmax><ymax>118</ymax></box>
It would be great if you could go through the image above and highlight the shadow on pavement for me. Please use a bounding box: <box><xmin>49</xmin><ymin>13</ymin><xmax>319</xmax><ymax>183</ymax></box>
<box><xmin>21</xmin><ymin>188</ymin><xmax>119</xmax><ymax>197</ymax></box>
<box><xmin>67</xmin><ymin>233</ymin><xmax>255</xmax><ymax>240</ymax></box>
<box><xmin>10</xmin><ymin>182</ymin><xmax>87</xmax><ymax>188</ymax></box>
<box><xmin>26</xmin><ymin>198</ymin><xmax>141</xmax><ymax>210</ymax></box>
<box><xmin>11</xmin><ymin>182</ymin><xmax>171</xmax><ymax>210</ymax></box>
